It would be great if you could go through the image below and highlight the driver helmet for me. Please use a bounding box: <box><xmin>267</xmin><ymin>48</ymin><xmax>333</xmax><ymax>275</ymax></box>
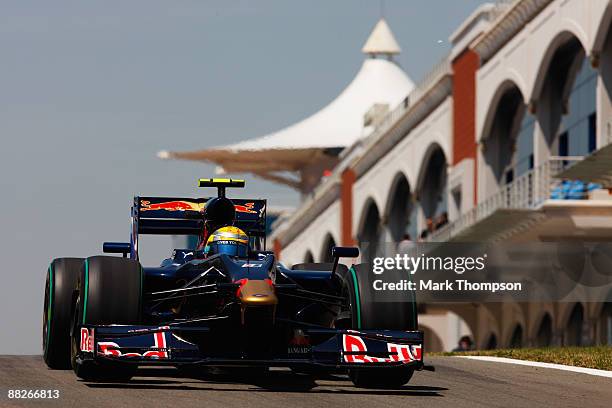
<box><xmin>204</xmin><ymin>226</ymin><xmax>249</xmax><ymax>257</ymax></box>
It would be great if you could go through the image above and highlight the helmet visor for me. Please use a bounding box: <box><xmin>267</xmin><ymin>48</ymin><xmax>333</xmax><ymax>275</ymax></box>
<box><xmin>211</xmin><ymin>241</ymin><xmax>248</xmax><ymax>257</ymax></box>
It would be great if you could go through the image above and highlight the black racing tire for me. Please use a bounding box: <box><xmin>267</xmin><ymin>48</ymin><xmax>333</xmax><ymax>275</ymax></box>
<box><xmin>43</xmin><ymin>258</ymin><xmax>83</xmax><ymax>369</ymax></box>
<box><xmin>71</xmin><ymin>256</ymin><xmax>142</xmax><ymax>381</ymax></box>
<box><xmin>291</xmin><ymin>263</ymin><xmax>335</xmax><ymax>271</ymax></box>
<box><xmin>349</xmin><ymin>364</ymin><xmax>414</xmax><ymax>389</ymax></box>
<box><xmin>339</xmin><ymin>263</ymin><xmax>417</xmax><ymax>389</ymax></box>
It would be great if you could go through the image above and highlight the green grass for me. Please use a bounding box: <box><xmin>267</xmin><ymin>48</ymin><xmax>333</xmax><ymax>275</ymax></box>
<box><xmin>431</xmin><ymin>346</ymin><xmax>612</xmax><ymax>371</ymax></box>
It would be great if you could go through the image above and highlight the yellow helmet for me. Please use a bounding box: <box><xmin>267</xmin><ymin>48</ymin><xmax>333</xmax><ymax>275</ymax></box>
<box><xmin>204</xmin><ymin>226</ymin><xmax>249</xmax><ymax>257</ymax></box>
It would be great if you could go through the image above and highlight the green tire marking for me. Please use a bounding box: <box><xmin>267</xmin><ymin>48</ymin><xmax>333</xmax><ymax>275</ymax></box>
<box><xmin>82</xmin><ymin>260</ymin><xmax>89</xmax><ymax>324</ymax></box>
<box><xmin>406</xmin><ymin>269</ymin><xmax>418</xmax><ymax>328</ymax></box>
<box><xmin>46</xmin><ymin>264</ymin><xmax>53</xmax><ymax>348</ymax></box>
<box><xmin>139</xmin><ymin>265</ymin><xmax>144</xmax><ymax>315</ymax></box>
<box><xmin>349</xmin><ymin>266</ymin><xmax>361</xmax><ymax>329</ymax></box>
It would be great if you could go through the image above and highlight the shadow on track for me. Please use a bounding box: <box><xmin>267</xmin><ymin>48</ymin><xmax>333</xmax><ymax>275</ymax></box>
<box><xmin>83</xmin><ymin>368</ymin><xmax>446</xmax><ymax>397</ymax></box>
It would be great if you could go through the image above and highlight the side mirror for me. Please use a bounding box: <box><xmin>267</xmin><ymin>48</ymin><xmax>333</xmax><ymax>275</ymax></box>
<box><xmin>331</xmin><ymin>246</ymin><xmax>359</xmax><ymax>277</ymax></box>
<box><xmin>332</xmin><ymin>246</ymin><xmax>359</xmax><ymax>259</ymax></box>
<box><xmin>103</xmin><ymin>242</ymin><xmax>132</xmax><ymax>258</ymax></box>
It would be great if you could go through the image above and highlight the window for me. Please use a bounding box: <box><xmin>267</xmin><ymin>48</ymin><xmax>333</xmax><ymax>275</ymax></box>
<box><xmin>588</xmin><ymin>112</ymin><xmax>597</xmax><ymax>153</ymax></box>
<box><xmin>559</xmin><ymin>132</ymin><xmax>568</xmax><ymax>156</ymax></box>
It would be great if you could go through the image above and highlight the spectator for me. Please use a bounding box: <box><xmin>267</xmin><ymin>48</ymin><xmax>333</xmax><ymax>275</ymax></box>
<box><xmin>452</xmin><ymin>335</ymin><xmax>474</xmax><ymax>352</ymax></box>
<box><xmin>397</xmin><ymin>233</ymin><xmax>415</xmax><ymax>254</ymax></box>
<box><xmin>426</xmin><ymin>217</ymin><xmax>434</xmax><ymax>233</ymax></box>
<box><xmin>435</xmin><ymin>212</ymin><xmax>448</xmax><ymax>230</ymax></box>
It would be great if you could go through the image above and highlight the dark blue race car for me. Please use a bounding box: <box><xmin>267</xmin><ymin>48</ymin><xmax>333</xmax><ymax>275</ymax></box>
<box><xmin>43</xmin><ymin>179</ymin><xmax>423</xmax><ymax>388</ymax></box>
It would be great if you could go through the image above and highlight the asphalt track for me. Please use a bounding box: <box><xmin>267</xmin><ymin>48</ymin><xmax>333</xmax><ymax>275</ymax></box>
<box><xmin>1</xmin><ymin>356</ymin><xmax>611</xmax><ymax>408</ymax></box>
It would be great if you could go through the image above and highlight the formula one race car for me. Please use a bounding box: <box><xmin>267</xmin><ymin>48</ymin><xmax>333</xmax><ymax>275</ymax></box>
<box><xmin>43</xmin><ymin>179</ymin><xmax>423</xmax><ymax>388</ymax></box>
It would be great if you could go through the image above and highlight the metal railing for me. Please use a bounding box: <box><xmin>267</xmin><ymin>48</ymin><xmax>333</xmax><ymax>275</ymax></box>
<box><xmin>430</xmin><ymin>157</ymin><xmax>583</xmax><ymax>242</ymax></box>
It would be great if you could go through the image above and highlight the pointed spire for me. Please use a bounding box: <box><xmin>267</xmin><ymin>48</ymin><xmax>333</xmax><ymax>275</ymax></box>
<box><xmin>362</xmin><ymin>18</ymin><xmax>401</xmax><ymax>58</ymax></box>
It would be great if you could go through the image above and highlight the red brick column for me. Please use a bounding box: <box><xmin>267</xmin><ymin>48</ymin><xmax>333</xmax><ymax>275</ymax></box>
<box><xmin>452</xmin><ymin>49</ymin><xmax>480</xmax><ymax>205</ymax></box>
<box><xmin>341</xmin><ymin>169</ymin><xmax>356</xmax><ymax>246</ymax></box>
<box><xmin>273</xmin><ymin>238</ymin><xmax>281</xmax><ymax>259</ymax></box>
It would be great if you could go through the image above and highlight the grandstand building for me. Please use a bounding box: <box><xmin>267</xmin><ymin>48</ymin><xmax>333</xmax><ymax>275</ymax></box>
<box><xmin>162</xmin><ymin>0</ymin><xmax>612</xmax><ymax>351</ymax></box>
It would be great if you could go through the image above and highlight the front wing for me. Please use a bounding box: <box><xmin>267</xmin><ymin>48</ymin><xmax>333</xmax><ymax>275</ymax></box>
<box><xmin>78</xmin><ymin>325</ymin><xmax>424</xmax><ymax>369</ymax></box>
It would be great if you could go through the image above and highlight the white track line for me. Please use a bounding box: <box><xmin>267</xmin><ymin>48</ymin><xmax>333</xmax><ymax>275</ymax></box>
<box><xmin>457</xmin><ymin>356</ymin><xmax>612</xmax><ymax>378</ymax></box>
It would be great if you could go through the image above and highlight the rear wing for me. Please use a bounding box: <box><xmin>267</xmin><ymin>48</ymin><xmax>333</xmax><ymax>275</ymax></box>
<box><xmin>130</xmin><ymin>196</ymin><xmax>266</xmax><ymax>258</ymax></box>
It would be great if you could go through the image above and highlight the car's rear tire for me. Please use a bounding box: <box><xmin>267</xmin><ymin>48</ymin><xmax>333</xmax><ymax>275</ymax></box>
<box><xmin>43</xmin><ymin>258</ymin><xmax>83</xmax><ymax>369</ymax></box>
<box><xmin>339</xmin><ymin>263</ymin><xmax>417</xmax><ymax>389</ymax></box>
<box><xmin>71</xmin><ymin>256</ymin><xmax>142</xmax><ymax>381</ymax></box>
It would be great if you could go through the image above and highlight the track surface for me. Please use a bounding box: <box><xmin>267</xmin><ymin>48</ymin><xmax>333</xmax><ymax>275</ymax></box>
<box><xmin>1</xmin><ymin>356</ymin><xmax>611</xmax><ymax>407</ymax></box>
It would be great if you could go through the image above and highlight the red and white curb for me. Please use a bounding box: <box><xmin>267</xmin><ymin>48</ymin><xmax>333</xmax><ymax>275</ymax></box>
<box><xmin>457</xmin><ymin>356</ymin><xmax>612</xmax><ymax>378</ymax></box>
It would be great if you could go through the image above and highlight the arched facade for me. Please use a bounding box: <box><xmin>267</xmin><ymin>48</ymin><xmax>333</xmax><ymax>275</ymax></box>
<box><xmin>564</xmin><ymin>303</ymin><xmax>585</xmax><ymax>346</ymax></box>
<box><xmin>535</xmin><ymin>313</ymin><xmax>553</xmax><ymax>347</ymax></box>
<box><xmin>479</xmin><ymin>81</ymin><xmax>531</xmax><ymax>200</ymax></box>
<box><xmin>303</xmin><ymin>250</ymin><xmax>314</xmax><ymax>264</ymax></box>
<box><xmin>275</xmin><ymin>0</ymin><xmax>612</xmax><ymax>351</ymax></box>
<box><xmin>384</xmin><ymin>172</ymin><xmax>414</xmax><ymax>243</ymax></box>
<box><xmin>531</xmin><ymin>32</ymin><xmax>596</xmax><ymax>168</ymax></box>
<box><xmin>356</xmin><ymin>198</ymin><xmax>382</xmax><ymax>262</ymax></box>
<box><xmin>415</xmin><ymin>143</ymin><xmax>448</xmax><ymax>239</ymax></box>
<box><xmin>319</xmin><ymin>233</ymin><xmax>337</xmax><ymax>263</ymax></box>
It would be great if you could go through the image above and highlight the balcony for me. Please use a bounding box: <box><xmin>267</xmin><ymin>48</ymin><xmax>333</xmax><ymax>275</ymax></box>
<box><xmin>554</xmin><ymin>142</ymin><xmax>612</xmax><ymax>187</ymax></box>
<box><xmin>431</xmin><ymin>157</ymin><xmax>612</xmax><ymax>243</ymax></box>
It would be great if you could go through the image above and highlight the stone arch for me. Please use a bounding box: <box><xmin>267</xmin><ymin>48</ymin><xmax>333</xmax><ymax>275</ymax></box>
<box><xmin>319</xmin><ymin>233</ymin><xmax>337</xmax><ymax>263</ymax></box>
<box><xmin>480</xmin><ymin>80</ymin><xmax>532</xmax><ymax>196</ymax></box>
<box><xmin>383</xmin><ymin>171</ymin><xmax>414</xmax><ymax>243</ymax></box>
<box><xmin>595</xmin><ymin>289</ymin><xmax>612</xmax><ymax>345</ymax></box>
<box><xmin>531</xmin><ymin>30</ymin><xmax>589</xmax><ymax>103</ymax></box>
<box><xmin>483</xmin><ymin>332</ymin><xmax>498</xmax><ymax>350</ymax></box>
<box><xmin>530</xmin><ymin>30</ymin><xmax>598</xmax><ymax>163</ymax></box>
<box><xmin>415</xmin><ymin>143</ymin><xmax>448</xmax><ymax>237</ymax></box>
<box><xmin>480</xmin><ymin>79</ymin><xmax>528</xmax><ymax>144</ymax></box>
<box><xmin>596</xmin><ymin>5</ymin><xmax>612</xmax><ymax>149</ymax></box>
<box><xmin>535</xmin><ymin>312</ymin><xmax>553</xmax><ymax>347</ymax></box>
<box><xmin>303</xmin><ymin>250</ymin><xmax>314</xmax><ymax>264</ymax></box>
<box><xmin>356</xmin><ymin>198</ymin><xmax>382</xmax><ymax>262</ymax></box>
<box><xmin>419</xmin><ymin>323</ymin><xmax>445</xmax><ymax>353</ymax></box>
<box><xmin>592</xmin><ymin>2</ymin><xmax>612</xmax><ymax>55</ymax></box>
<box><xmin>564</xmin><ymin>302</ymin><xmax>585</xmax><ymax>346</ymax></box>
<box><xmin>508</xmin><ymin>323</ymin><xmax>524</xmax><ymax>348</ymax></box>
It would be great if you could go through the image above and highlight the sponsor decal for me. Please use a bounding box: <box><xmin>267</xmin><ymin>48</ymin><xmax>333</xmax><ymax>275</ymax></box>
<box><xmin>241</xmin><ymin>263</ymin><xmax>263</xmax><ymax>268</ymax></box>
<box><xmin>140</xmin><ymin>200</ymin><xmax>203</xmax><ymax>212</ymax></box>
<box><xmin>234</xmin><ymin>202</ymin><xmax>258</xmax><ymax>214</ymax></box>
<box><xmin>288</xmin><ymin>345</ymin><xmax>312</xmax><ymax>354</ymax></box>
<box><xmin>140</xmin><ymin>200</ymin><xmax>259</xmax><ymax>215</ymax></box>
<box><xmin>80</xmin><ymin>328</ymin><xmax>94</xmax><ymax>353</ymax></box>
<box><xmin>97</xmin><ymin>327</ymin><xmax>170</xmax><ymax>359</ymax></box>
<box><xmin>342</xmin><ymin>334</ymin><xmax>422</xmax><ymax>364</ymax></box>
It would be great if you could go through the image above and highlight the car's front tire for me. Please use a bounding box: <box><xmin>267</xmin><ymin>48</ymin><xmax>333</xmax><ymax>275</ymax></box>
<box><xmin>339</xmin><ymin>263</ymin><xmax>418</xmax><ymax>389</ymax></box>
<box><xmin>71</xmin><ymin>256</ymin><xmax>142</xmax><ymax>381</ymax></box>
<box><xmin>43</xmin><ymin>258</ymin><xmax>83</xmax><ymax>369</ymax></box>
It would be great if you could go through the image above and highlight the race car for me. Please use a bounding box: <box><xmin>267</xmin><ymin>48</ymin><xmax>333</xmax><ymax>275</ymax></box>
<box><xmin>43</xmin><ymin>178</ymin><xmax>423</xmax><ymax>388</ymax></box>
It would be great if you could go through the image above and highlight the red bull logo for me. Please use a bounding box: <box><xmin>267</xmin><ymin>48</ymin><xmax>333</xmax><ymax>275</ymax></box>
<box><xmin>234</xmin><ymin>202</ymin><xmax>258</xmax><ymax>214</ymax></box>
<box><xmin>98</xmin><ymin>327</ymin><xmax>170</xmax><ymax>359</ymax></box>
<box><xmin>140</xmin><ymin>200</ymin><xmax>258</xmax><ymax>214</ymax></box>
<box><xmin>140</xmin><ymin>200</ymin><xmax>203</xmax><ymax>212</ymax></box>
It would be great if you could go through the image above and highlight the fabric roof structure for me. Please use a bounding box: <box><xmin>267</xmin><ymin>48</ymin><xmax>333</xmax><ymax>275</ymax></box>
<box><xmin>158</xmin><ymin>19</ymin><xmax>414</xmax><ymax>192</ymax></box>
<box><xmin>362</xmin><ymin>18</ymin><xmax>401</xmax><ymax>56</ymax></box>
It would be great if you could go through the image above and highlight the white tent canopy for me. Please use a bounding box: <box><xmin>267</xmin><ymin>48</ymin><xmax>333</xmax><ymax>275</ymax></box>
<box><xmin>159</xmin><ymin>19</ymin><xmax>414</xmax><ymax>192</ymax></box>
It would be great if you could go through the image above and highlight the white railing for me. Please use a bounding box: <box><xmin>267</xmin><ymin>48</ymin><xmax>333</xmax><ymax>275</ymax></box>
<box><xmin>430</xmin><ymin>157</ymin><xmax>583</xmax><ymax>241</ymax></box>
<box><xmin>489</xmin><ymin>0</ymin><xmax>518</xmax><ymax>20</ymax></box>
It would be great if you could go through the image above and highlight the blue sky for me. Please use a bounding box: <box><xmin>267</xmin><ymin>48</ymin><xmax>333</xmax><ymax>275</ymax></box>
<box><xmin>0</xmin><ymin>0</ymin><xmax>483</xmax><ymax>353</ymax></box>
